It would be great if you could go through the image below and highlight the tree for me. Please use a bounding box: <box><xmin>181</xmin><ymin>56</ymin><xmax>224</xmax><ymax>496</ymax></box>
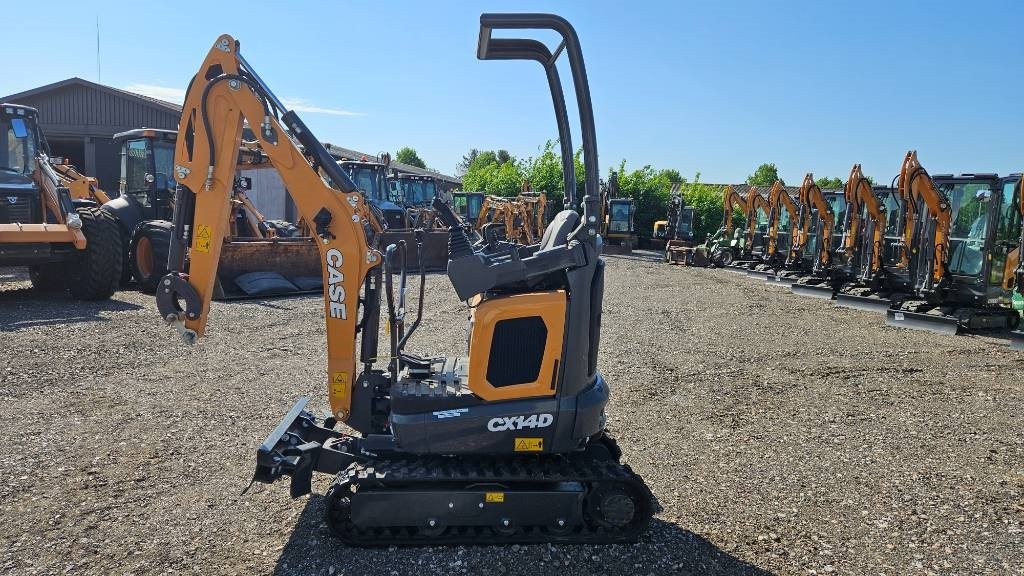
<box><xmin>747</xmin><ymin>163</ymin><xmax>783</xmax><ymax>186</ymax></box>
<box><xmin>658</xmin><ymin>168</ymin><xmax>683</xmax><ymax>184</ymax></box>
<box><xmin>613</xmin><ymin>161</ymin><xmax>674</xmax><ymax>240</ymax></box>
<box><xmin>456</xmin><ymin>148</ymin><xmax>479</xmax><ymax>175</ymax></box>
<box><xmin>815</xmin><ymin>176</ymin><xmax>844</xmax><ymax>189</ymax></box>
<box><xmin>680</xmin><ymin>172</ymin><xmax>726</xmax><ymax>242</ymax></box>
<box><xmin>395</xmin><ymin>146</ymin><xmax>427</xmax><ymax>169</ymax></box>
<box><xmin>496</xmin><ymin>149</ymin><xmax>512</xmax><ymax>165</ymax></box>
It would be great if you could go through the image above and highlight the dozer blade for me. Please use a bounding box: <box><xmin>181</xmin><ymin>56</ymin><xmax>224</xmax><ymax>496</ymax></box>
<box><xmin>885</xmin><ymin>309</ymin><xmax>960</xmax><ymax>336</ymax></box>
<box><xmin>746</xmin><ymin>269</ymin><xmax>772</xmax><ymax>280</ymax></box>
<box><xmin>380</xmin><ymin>229</ymin><xmax>450</xmax><ymax>272</ymax></box>
<box><xmin>790</xmin><ymin>283</ymin><xmax>834</xmax><ymax>299</ymax></box>
<box><xmin>216</xmin><ymin>238</ymin><xmax>322</xmax><ymax>300</ymax></box>
<box><xmin>764</xmin><ymin>274</ymin><xmax>794</xmax><ymax>288</ymax></box>
<box><xmin>834</xmin><ymin>293</ymin><xmax>893</xmax><ymax>313</ymax></box>
<box><xmin>1010</xmin><ymin>331</ymin><xmax>1024</xmax><ymax>351</ymax></box>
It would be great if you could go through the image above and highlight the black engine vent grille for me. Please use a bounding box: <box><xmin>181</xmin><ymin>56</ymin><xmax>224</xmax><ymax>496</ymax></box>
<box><xmin>0</xmin><ymin>194</ymin><xmax>36</xmax><ymax>224</ymax></box>
<box><xmin>486</xmin><ymin>316</ymin><xmax>547</xmax><ymax>387</ymax></box>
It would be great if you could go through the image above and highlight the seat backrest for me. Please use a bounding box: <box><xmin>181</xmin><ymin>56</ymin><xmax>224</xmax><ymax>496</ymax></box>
<box><xmin>539</xmin><ymin>209</ymin><xmax>580</xmax><ymax>250</ymax></box>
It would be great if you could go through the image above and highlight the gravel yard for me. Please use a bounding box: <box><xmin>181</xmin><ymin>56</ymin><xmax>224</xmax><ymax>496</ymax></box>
<box><xmin>1</xmin><ymin>255</ymin><xmax>1022</xmax><ymax>575</ymax></box>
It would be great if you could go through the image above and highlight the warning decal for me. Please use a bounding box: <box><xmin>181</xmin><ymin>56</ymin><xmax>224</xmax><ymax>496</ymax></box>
<box><xmin>195</xmin><ymin>224</ymin><xmax>212</xmax><ymax>253</ymax></box>
<box><xmin>330</xmin><ymin>372</ymin><xmax>349</xmax><ymax>400</ymax></box>
<box><xmin>514</xmin><ymin>438</ymin><xmax>543</xmax><ymax>452</ymax></box>
<box><xmin>485</xmin><ymin>492</ymin><xmax>505</xmax><ymax>503</ymax></box>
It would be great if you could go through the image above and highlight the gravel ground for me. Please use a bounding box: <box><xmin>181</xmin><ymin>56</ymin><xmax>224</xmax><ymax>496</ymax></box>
<box><xmin>1</xmin><ymin>255</ymin><xmax>1022</xmax><ymax>575</ymax></box>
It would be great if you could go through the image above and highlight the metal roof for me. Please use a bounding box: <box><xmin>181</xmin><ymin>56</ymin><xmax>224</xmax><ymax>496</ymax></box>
<box><xmin>324</xmin><ymin>143</ymin><xmax>460</xmax><ymax>185</ymax></box>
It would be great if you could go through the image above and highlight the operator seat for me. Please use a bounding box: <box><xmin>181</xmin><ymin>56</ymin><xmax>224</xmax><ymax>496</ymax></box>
<box><xmin>539</xmin><ymin>210</ymin><xmax>580</xmax><ymax>251</ymax></box>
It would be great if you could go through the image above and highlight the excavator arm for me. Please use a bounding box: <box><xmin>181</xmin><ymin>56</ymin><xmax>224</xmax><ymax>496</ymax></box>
<box><xmin>744</xmin><ymin>189</ymin><xmax>768</xmax><ymax>251</ymax></box>
<box><xmin>898</xmin><ymin>150</ymin><xmax>951</xmax><ymax>291</ymax></box>
<box><xmin>52</xmin><ymin>162</ymin><xmax>112</xmax><ymax>204</ymax></box>
<box><xmin>721</xmin><ymin>185</ymin><xmax>745</xmax><ymax>234</ymax></box>
<box><xmin>803</xmin><ymin>174</ymin><xmax>835</xmax><ymax>270</ymax></box>
<box><xmin>156</xmin><ymin>35</ymin><xmax>382</xmax><ymax>422</ymax></box>
<box><xmin>765</xmin><ymin>181</ymin><xmax>796</xmax><ymax>258</ymax></box>
<box><xmin>847</xmin><ymin>164</ymin><xmax>886</xmax><ymax>276</ymax></box>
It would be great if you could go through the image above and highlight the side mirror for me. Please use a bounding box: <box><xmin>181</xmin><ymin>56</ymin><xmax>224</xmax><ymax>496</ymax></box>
<box><xmin>976</xmin><ymin>189</ymin><xmax>992</xmax><ymax>202</ymax></box>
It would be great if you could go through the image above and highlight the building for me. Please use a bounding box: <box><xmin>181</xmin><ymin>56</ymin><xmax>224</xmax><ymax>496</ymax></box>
<box><xmin>2</xmin><ymin>77</ymin><xmax>181</xmax><ymax>194</ymax></box>
<box><xmin>3</xmin><ymin>78</ymin><xmax>461</xmax><ymax>220</ymax></box>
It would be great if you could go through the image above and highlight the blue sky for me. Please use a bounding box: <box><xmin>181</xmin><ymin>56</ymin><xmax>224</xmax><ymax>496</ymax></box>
<box><xmin>4</xmin><ymin>1</ymin><xmax>1023</xmax><ymax>184</ymax></box>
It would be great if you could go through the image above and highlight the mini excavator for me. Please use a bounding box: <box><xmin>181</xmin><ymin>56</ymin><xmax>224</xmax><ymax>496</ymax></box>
<box><xmin>156</xmin><ymin>14</ymin><xmax>655</xmax><ymax>545</ymax></box>
<box><xmin>707</xmin><ymin>184</ymin><xmax>747</xmax><ymax>267</ymax></box>
<box><xmin>747</xmin><ymin>181</ymin><xmax>796</xmax><ymax>282</ymax></box>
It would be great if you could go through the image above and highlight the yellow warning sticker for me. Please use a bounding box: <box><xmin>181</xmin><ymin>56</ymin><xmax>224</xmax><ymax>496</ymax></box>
<box><xmin>330</xmin><ymin>372</ymin><xmax>349</xmax><ymax>399</ymax></box>
<box><xmin>514</xmin><ymin>438</ymin><xmax>543</xmax><ymax>452</ymax></box>
<box><xmin>195</xmin><ymin>224</ymin><xmax>212</xmax><ymax>253</ymax></box>
<box><xmin>485</xmin><ymin>492</ymin><xmax>505</xmax><ymax>503</ymax></box>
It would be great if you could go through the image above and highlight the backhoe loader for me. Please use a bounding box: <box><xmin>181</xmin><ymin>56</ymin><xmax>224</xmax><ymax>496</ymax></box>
<box><xmin>0</xmin><ymin>103</ymin><xmax>122</xmax><ymax>299</ymax></box>
<box><xmin>100</xmin><ymin>128</ymin><xmax>320</xmax><ymax>297</ymax></box>
<box><xmin>707</xmin><ymin>184</ymin><xmax>747</xmax><ymax>267</ymax></box>
<box><xmin>747</xmin><ymin>181</ymin><xmax>796</xmax><ymax>281</ymax></box>
<box><xmin>341</xmin><ymin>156</ymin><xmax>449</xmax><ymax>271</ymax></box>
<box><xmin>884</xmin><ymin>152</ymin><xmax>1020</xmax><ymax>335</ymax></box>
<box><xmin>156</xmin><ymin>15</ymin><xmax>655</xmax><ymax>545</ymax></box>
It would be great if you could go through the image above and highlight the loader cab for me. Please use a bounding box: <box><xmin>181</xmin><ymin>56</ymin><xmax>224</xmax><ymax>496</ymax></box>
<box><xmin>339</xmin><ymin>160</ymin><xmax>407</xmax><ymax>230</ymax></box>
<box><xmin>102</xmin><ymin>129</ymin><xmax>177</xmax><ymax>234</ymax></box>
<box><xmin>931</xmin><ymin>174</ymin><xmax>1019</xmax><ymax>305</ymax></box>
<box><xmin>0</xmin><ymin>104</ymin><xmax>42</xmax><ymax>226</ymax></box>
<box><xmin>606</xmin><ymin>198</ymin><xmax>634</xmax><ymax>234</ymax></box>
<box><xmin>453</xmin><ymin>191</ymin><xmax>485</xmax><ymax>222</ymax></box>
<box><xmin>393</xmin><ymin>174</ymin><xmax>438</xmax><ymax>208</ymax></box>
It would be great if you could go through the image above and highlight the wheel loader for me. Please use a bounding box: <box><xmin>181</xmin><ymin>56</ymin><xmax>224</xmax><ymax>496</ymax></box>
<box><xmin>99</xmin><ymin>128</ymin><xmax>320</xmax><ymax>298</ymax></box>
<box><xmin>882</xmin><ymin>152</ymin><xmax>1020</xmax><ymax>335</ymax></box>
<box><xmin>0</xmin><ymin>104</ymin><xmax>122</xmax><ymax>299</ymax></box>
<box><xmin>155</xmin><ymin>14</ymin><xmax>655</xmax><ymax>545</ymax></box>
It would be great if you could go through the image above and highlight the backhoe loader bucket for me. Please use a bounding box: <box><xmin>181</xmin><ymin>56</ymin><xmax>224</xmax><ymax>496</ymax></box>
<box><xmin>215</xmin><ymin>238</ymin><xmax>322</xmax><ymax>299</ymax></box>
<box><xmin>884</xmin><ymin>309</ymin><xmax>960</xmax><ymax>336</ymax></box>
<box><xmin>380</xmin><ymin>229</ymin><xmax>449</xmax><ymax>272</ymax></box>
<box><xmin>834</xmin><ymin>293</ymin><xmax>893</xmax><ymax>313</ymax></box>
<box><xmin>790</xmin><ymin>282</ymin><xmax>835</xmax><ymax>299</ymax></box>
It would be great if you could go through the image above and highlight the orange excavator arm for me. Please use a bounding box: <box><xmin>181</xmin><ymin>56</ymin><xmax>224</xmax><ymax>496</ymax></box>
<box><xmin>792</xmin><ymin>174</ymin><xmax>835</xmax><ymax>269</ymax></box>
<box><xmin>844</xmin><ymin>164</ymin><xmax>886</xmax><ymax>275</ymax></box>
<box><xmin>744</xmin><ymin>188</ymin><xmax>769</xmax><ymax>249</ymax></box>
<box><xmin>52</xmin><ymin>162</ymin><xmax>112</xmax><ymax>205</ymax></box>
<box><xmin>765</xmin><ymin>181</ymin><xmax>797</xmax><ymax>258</ymax></box>
<box><xmin>156</xmin><ymin>35</ymin><xmax>382</xmax><ymax>422</ymax></box>
<box><xmin>898</xmin><ymin>150</ymin><xmax>951</xmax><ymax>287</ymax></box>
<box><xmin>722</xmin><ymin>185</ymin><xmax>743</xmax><ymax>233</ymax></box>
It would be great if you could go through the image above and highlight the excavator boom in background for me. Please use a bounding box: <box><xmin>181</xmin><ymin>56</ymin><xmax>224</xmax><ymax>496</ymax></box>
<box><xmin>156</xmin><ymin>14</ymin><xmax>654</xmax><ymax>546</ymax></box>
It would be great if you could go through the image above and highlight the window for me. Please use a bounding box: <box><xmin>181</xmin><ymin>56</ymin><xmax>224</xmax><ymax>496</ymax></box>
<box><xmin>124</xmin><ymin>139</ymin><xmax>152</xmax><ymax>206</ymax></box>
<box><xmin>0</xmin><ymin>118</ymin><xmax>36</xmax><ymax>175</ymax></box>
<box><xmin>152</xmin><ymin>142</ymin><xmax>176</xmax><ymax>190</ymax></box>
<box><xmin>945</xmin><ymin>182</ymin><xmax>991</xmax><ymax>277</ymax></box>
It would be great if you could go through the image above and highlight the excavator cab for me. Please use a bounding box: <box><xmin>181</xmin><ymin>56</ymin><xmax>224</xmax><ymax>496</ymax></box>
<box><xmin>102</xmin><ymin>129</ymin><xmax>177</xmax><ymax>234</ymax></box>
<box><xmin>453</xmin><ymin>191</ymin><xmax>485</xmax><ymax>222</ymax></box>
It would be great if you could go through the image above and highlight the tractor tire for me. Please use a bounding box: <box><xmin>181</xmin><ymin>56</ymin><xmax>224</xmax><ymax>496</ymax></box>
<box><xmin>130</xmin><ymin>220</ymin><xmax>173</xmax><ymax>294</ymax></box>
<box><xmin>118</xmin><ymin>228</ymin><xmax>134</xmax><ymax>285</ymax></box>
<box><xmin>714</xmin><ymin>248</ymin><xmax>735</xmax><ymax>268</ymax></box>
<box><xmin>29</xmin><ymin>263</ymin><xmax>65</xmax><ymax>292</ymax></box>
<box><xmin>67</xmin><ymin>207</ymin><xmax>122</xmax><ymax>301</ymax></box>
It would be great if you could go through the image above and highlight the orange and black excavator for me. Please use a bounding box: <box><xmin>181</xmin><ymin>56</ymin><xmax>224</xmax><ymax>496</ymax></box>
<box><xmin>884</xmin><ymin>151</ymin><xmax>1020</xmax><ymax>334</ymax></box>
<box><xmin>707</xmin><ymin>184</ymin><xmax>747</xmax><ymax>267</ymax></box>
<box><xmin>832</xmin><ymin>164</ymin><xmax>890</xmax><ymax>306</ymax></box>
<box><xmin>748</xmin><ymin>181</ymin><xmax>797</xmax><ymax>280</ymax></box>
<box><xmin>772</xmin><ymin>174</ymin><xmax>835</xmax><ymax>288</ymax></box>
<box><xmin>727</xmin><ymin>185</ymin><xmax>769</xmax><ymax>271</ymax></box>
<box><xmin>156</xmin><ymin>14</ymin><xmax>655</xmax><ymax>545</ymax></box>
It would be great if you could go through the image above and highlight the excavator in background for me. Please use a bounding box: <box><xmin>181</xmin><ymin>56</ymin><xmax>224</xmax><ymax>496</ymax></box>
<box><xmin>601</xmin><ymin>171</ymin><xmax>636</xmax><ymax>254</ymax></box>
<box><xmin>1011</xmin><ymin>173</ymin><xmax>1024</xmax><ymax>349</ymax></box>
<box><xmin>155</xmin><ymin>15</ymin><xmax>654</xmax><ymax>545</ymax></box>
<box><xmin>651</xmin><ymin>183</ymin><xmax>681</xmax><ymax>251</ymax></box>
<box><xmin>828</xmin><ymin>165</ymin><xmax>888</xmax><ymax>302</ymax></box>
<box><xmin>100</xmin><ymin>128</ymin><xmax>320</xmax><ymax>297</ymax></box>
<box><xmin>747</xmin><ymin>181</ymin><xmax>796</xmax><ymax>280</ymax></box>
<box><xmin>662</xmin><ymin>189</ymin><xmax>700</xmax><ymax>265</ymax></box>
<box><xmin>761</xmin><ymin>175</ymin><xmax>836</xmax><ymax>288</ymax></box>
<box><xmin>722</xmin><ymin>185</ymin><xmax>769</xmax><ymax>272</ymax></box>
<box><xmin>788</xmin><ymin>177</ymin><xmax>847</xmax><ymax>296</ymax></box>
<box><xmin>0</xmin><ymin>103</ymin><xmax>122</xmax><ymax>299</ymax></box>
<box><xmin>517</xmin><ymin>187</ymin><xmax>548</xmax><ymax>241</ymax></box>
<box><xmin>453</xmin><ymin>191</ymin><xmax>485</xmax><ymax>224</ymax></box>
<box><xmin>707</xmin><ymin>184</ymin><xmax>747</xmax><ymax>267</ymax></box>
<box><xmin>340</xmin><ymin>156</ymin><xmax>449</xmax><ymax>271</ymax></box>
<box><xmin>884</xmin><ymin>152</ymin><xmax>1020</xmax><ymax>335</ymax></box>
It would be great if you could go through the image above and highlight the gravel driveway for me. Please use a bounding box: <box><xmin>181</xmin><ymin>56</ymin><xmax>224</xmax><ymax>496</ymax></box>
<box><xmin>1</xmin><ymin>256</ymin><xmax>1021</xmax><ymax>575</ymax></box>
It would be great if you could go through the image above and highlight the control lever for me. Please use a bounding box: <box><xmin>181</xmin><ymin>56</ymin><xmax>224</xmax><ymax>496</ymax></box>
<box><xmin>383</xmin><ymin>241</ymin><xmax>407</xmax><ymax>383</ymax></box>
<box><xmin>397</xmin><ymin>229</ymin><xmax>427</xmax><ymax>353</ymax></box>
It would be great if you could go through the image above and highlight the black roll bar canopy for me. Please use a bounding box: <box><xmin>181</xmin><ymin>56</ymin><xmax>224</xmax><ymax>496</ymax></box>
<box><xmin>478</xmin><ymin>13</ymin><xmax>600</xmax><ymax>242</ymax></box>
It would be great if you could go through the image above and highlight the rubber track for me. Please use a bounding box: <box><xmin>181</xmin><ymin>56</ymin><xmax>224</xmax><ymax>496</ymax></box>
<box><xmin>324</xmin><ymin>442</ymin><xmax>655</xmax><ymax>546</ymax></box>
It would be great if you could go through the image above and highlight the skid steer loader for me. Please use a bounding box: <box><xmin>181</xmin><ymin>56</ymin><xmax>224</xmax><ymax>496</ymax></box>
<box><xmin>0</xmin><ymin>104</ymin><xmax>122</xmax><ymax>299</ymax></box>
<box><xmin>706</xmin><ymin>184</ymin><xmax>747</xmax><ymax>268</ymax></box>
<box><xmin>100</xmin><ymin>128</ymin><xmax>320</xmax><ymax>298</ymax></box>
<box><xmin>155</xmin><ymin>14</ymin><xmax>655</xmax><ymax>545</ymax></box>
<box><xmin>883</xmin><ymin>152</ymin><xmax>1020</xmax><ymax>335</ymax></box>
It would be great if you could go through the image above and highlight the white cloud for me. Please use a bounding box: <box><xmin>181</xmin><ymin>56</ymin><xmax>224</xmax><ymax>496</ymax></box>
<box><xmin>121</xmin><ymin>83</ymin><xmax>364</xmax><ymax>116</ymax></box>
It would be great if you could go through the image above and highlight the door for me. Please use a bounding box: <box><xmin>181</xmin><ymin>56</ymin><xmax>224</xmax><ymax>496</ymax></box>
<box><xmin>988</xmin><ymin>178</ymin><xmax>1020</xmax><ymax>302</ymax></box>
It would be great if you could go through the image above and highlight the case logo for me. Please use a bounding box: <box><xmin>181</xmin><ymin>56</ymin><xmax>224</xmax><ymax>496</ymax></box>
<box><xmin>487</xmin><ymin>414</ymin><xmax>553</xmax><ymax>432</ymax></box>
<box><xmin>326</xmin><ymin>248</ymin><xmax>347</xmax><ymax>320</ymax></box>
